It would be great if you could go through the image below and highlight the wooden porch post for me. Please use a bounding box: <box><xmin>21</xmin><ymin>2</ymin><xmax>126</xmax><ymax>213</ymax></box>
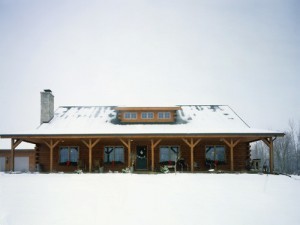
<box><xmin>222</xmin><ymin>139</ymin><xmax>240</xmax><ymax>171</ymax></box>
<box><xmin>182</xmin><ymin>138</ymin><xmax>201</xmax><ymax>172</ymax></box>
<box><xmin>262</xmin><ymin>137</ymin><xmax>274</xmax><ymax>173</ymax></box>
<box><xmin>270</xmin><ymin>139</ymin><xmax>274</xmax><ymax>173</ymax></box>
<box><xmin>150</xmin><ymin>139</ymin><xmax>161</xmax><ymax>172</ymax></box>
<box><xmin>44</xmin><ymin>140</ymin><xmax>60</xmax><ymax>172</ymax></box>
<box><xmin>82</xmin><ymin>139</ymin><xmax>100</xmax><ymax>173</ymax></box>
<box><xmin>11</xmin><ymin>139</ymin><xmax>22</xmax><ymax>171</ymax></box>
<box><xmin>120</xmin><ymin>139</ymin><xmax>132</xmax><ymax>168</ymax></box>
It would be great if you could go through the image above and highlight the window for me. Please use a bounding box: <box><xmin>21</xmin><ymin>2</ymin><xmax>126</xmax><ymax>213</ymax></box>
<box><xmin>158</xmin><ymin>112</ymin><xmax>171</xmax><ymax>119</ymax></box>
<box><xmin>159</xmin><ymin>146</ymin><xmax>179</xmax><ymax>163</ymax></box>
<box><xmin>124</xmin><ymin>112</ymin><xmax>137</xmax><ymax>119</ymax></box>
<box><xmin>59</xmin><ymin>147</ymin><xmax>79</xmax><ymax>166</ymax></box>
<box><xmin>205</xmin><ymin>146</ymin><xmax>226</xmax><ymax>164</ymax></box>
<box><xmin>141</xmin><ymin>112</ymin><xmax>154</xmax><ymax>119</ymax></box>
<box><xmin>104</xmin><ymin>146</ymin><xmax>124</xmax><ymax>164</ymax></box>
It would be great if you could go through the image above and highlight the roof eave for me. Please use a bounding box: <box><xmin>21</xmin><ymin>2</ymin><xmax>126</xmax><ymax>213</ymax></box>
<box><xmin>0</xmin><ymin>132</ymin><xmax>285</xmax><ymax>139</ymax></box>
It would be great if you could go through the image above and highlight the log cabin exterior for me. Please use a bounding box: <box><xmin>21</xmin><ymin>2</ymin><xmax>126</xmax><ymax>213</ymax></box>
<box><xmin>0</xmin><ymin>149</ymin><xmax>35</xmax><ymax>172</ymax></box>
<box><xmin>0</xmin><ymin>141</ymin><xmax>36</xmax><ymax>172</ymax></box>
<box><xmin>0</xmin><ymin>90</ymin><xmax>284</xmax><ymax>173</ymax></box>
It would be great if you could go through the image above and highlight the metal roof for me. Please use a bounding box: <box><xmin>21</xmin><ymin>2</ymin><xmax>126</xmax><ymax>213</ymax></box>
<box><xmin>0</xmin><ymin>105</ymin><xmax>284</xmax><ymax>137</ymax></box>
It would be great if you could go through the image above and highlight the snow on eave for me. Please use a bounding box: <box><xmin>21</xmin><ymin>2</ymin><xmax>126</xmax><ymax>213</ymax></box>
<box><xmin>0</xmin><ymin>129</ymin><xmax>285</xmax><ymax>138</ymax></box>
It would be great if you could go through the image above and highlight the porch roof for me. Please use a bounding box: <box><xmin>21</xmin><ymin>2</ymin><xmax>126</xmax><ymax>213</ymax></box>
<box><xmin>0</xmin><ymin>105</ymin><xmax>284</xmax><ymax>138</ymax></box>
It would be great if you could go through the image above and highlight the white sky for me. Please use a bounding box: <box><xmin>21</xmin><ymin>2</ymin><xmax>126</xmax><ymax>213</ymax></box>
<box><xmin>0</xmin><ymin>0</ymin><xmax>299</xmax><ymax>134</ymax></box>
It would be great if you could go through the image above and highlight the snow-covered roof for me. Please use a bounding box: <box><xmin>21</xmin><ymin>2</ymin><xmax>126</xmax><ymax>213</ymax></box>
<box><xmin>1</xmin><ymin>105</ymin><xmax>283</xmax><ymax>137</ymax></box>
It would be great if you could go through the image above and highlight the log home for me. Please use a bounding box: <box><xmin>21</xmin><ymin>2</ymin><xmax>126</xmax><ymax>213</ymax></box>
<box><xmin>0</xmin><ymin>140</ymin><xmax>35</xmax><ymax>172</ymax></box>
<box><xmin>0</xmin><ymin>90</ymin><xmax>284</xmax><ymax>173</ymax></box>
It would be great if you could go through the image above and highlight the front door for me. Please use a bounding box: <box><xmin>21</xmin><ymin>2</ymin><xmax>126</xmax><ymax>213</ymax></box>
<box><xmin>136</xmin><ymin>146</ymin><xmax>147</xmax><ymax>170</ymax></box>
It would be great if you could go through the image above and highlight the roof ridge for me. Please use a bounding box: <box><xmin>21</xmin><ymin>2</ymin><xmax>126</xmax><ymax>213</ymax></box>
<box><xmin>57</xmin><ymin>105</ymin><xmax>229</xmax><ymax>108</ymax></box>
<box><xmin>58</xmin><ymin>105</ymin><xmax>117</xmax><ymax>108</ymax></box>
<box><xmin>227</xmin><ymin>105</ymin><xmax>250</xmax><ymax>128</ymax></box>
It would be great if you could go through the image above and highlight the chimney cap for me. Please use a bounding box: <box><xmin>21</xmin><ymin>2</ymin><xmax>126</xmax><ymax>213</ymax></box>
<box><xmin>44</xmin><ymin>89</ymin><xmax>52</xmax><ymax>93</ymax></box>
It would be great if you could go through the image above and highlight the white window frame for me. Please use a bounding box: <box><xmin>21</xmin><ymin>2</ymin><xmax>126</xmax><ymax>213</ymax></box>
<box><xmin>141</xmin><ymin>112</ymin><xmax>154</xmax><ymax>119</ymax></box>
<box><xmin>124</xmin><ymin>112</ymin><xmax>137</xmax><ymax>120</ymax></box>
<box><xmin>158</xmin><ymin>112</ymin><xmax>171</xmax><ymax>119</ymax></box>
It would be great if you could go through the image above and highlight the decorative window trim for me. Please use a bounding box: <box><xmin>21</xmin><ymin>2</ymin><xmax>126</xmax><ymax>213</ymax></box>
<box><xmin>104</xmin><ymin>146</ymin><xmax>125</xmax><ymax>164</ymax></box>
<box><xmin>124</xmin><ymin>112</ymin><xmax>137</xmax><ymax>120</ymax></box>
<box><xmin>141</xmin><ymin>112</ymin><xmax>154</xmax><ymax>119</ymax></box>
<box><xmin>59</xmin><ymin>146</ymin><xmax>79</xmax><ymax>166</ymax></box>
<box><xmin>158</xmin><ymin>112</ymin><xmax>171</xmax><ymax>119</ymax></box>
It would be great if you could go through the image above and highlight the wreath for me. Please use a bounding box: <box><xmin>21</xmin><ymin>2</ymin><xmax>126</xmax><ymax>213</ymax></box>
<box><xmin>137</xmin><ymin>149</ymin><xmax>146</xmax><ymax>159</ymax></box>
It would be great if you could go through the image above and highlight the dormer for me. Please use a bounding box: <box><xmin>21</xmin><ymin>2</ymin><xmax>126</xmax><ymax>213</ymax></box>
<box><xmin>115</xmin><ymin>106</ymin><xmax>181</xmax><ymax>124</ymax></box>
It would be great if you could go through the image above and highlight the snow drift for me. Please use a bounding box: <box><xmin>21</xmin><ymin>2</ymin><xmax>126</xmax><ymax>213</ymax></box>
<box><xmin>0</xmin><ymin>173</ymin><xmax>299</xmax><ymax>225</ymax></box>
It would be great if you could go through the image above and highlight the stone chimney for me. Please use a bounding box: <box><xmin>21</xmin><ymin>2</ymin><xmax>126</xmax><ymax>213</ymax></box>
<box><xmin>40</xmin><ymin>89</ymin><xmax>54</xmax><ymax>124</ymax></box>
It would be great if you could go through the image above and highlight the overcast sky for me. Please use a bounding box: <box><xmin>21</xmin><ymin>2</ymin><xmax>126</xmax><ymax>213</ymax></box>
<box><xmin>0</xmin><ymin>0</ymin><xmax>299</xmax><ymax>135</ymax></box>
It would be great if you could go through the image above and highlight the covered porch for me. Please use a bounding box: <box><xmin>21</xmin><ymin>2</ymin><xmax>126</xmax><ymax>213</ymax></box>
<box><xmin>6</xmin><ymin>134</ymin><xmax>277</xmax><ymax>173</ymax></box>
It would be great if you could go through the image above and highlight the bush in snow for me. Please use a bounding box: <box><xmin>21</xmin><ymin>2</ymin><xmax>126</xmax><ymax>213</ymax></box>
<box><xmin>160</xmin><ymin>165</ymin><xmax>169</xmax><ymax>173</ymax></box>
<box><xmin>122</xmin><ymin>167</ymin><xmax>131</xmax><ymax>173</ymax></box>
<box><xmin>74</xmin><ymin>169</ymin><xmax>83</xmax><ymax>174</ymax></box>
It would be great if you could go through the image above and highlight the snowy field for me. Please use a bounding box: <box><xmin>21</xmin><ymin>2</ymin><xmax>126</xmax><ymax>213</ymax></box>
<box><xmin>0</xmin><ymin>173</ymin><xmax>300</xmax><ymax>225</ymax></box>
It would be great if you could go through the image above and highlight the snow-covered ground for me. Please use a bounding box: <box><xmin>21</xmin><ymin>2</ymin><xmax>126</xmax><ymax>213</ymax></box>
<box><xmin>0</xmin><ymin>173</ymin><xmax>299</xmax><ymax>225</ymax></box>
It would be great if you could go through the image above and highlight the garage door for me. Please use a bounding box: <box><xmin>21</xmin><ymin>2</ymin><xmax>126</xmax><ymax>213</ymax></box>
<box><xmin>0</xmin><ymin>157</ymin><xmax>5</xmax><ymax>171</ymax></box>
<box><xmin>14</xmin><ymin>157</ymin><xmax>29</xmax><ymax>172</ymax></box>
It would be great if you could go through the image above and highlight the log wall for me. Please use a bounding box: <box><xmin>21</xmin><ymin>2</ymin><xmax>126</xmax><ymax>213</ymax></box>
<box><xmin>37</xmin><ymin>139</ymin><xmax>250</xmax><ymax>173</ymax></box>
<box><xmin>0</xmin><ymin>150</ymin><xmax>36</xmax><ymax>172</ymax></box>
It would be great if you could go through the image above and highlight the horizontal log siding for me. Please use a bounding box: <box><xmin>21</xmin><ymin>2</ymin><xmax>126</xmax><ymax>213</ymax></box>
<box><xmin>233</xmin><ymin>142</ymin><xmax>251</xmax><ymax>171</ymax></box>
<box><xmin>0</xmin><ymin>150</ymin><xmax>36</xmax><ymax>172</ymax></box>
<box><xmin>39</xmin><ymin>142</ymin><xmax>88</xmax><ymax>172</ymax></box>
<box><xmin>37</xmin><ymin>139</ymin><xmax>250</xmax><ymax>173</ymax></box>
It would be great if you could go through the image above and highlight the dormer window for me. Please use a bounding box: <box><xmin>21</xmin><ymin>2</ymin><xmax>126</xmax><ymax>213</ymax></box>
<box><xmin>124</xmin><ymin>112</ymin><xmax>137</xmax><ymax>120</ymax></box>
<box><xmin>158</xmin><ymin>112</ymin><xmax>171</xmax><ymax>119</ymax></box>
<box><xmin>116</xmin><ymin>106</ymin><xmax>181</xmax><ymax>124</ymax></box>
<box><xmin>141</xmin><ymin>112</ymin><xmax>154</xmax><ymax>119</ymax></box>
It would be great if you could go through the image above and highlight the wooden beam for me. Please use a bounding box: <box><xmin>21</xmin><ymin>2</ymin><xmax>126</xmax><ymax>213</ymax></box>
<box><xmin>10</xmin><ymin>138</ymin><xmax>23</xmax><ymax>171</ymax></box>
<box><xmin>82</xmin><ymin>140</ymin><xmax>89</xmax><ymax>148</ymax></box>
<box><xmin>44</xmin><ymin>139</ymin><xmax>60</xmax><ymax>172</ymax></box>
<box><xmin>11</xmin><ymin>139</ymin><xmax>14</xmax><ymax>171</ymax></box>
<box><xmin>82</xmin><ymin>139</ymin><xmax>101</xmax><ymax>172</ymax></box>
<box><xmin>182</xmin><ymin>138</ymin><xmax>201</xmax><ymax>172</ymax></box>
<box><xmin>91</xmin><ymin>139</ymin><xmax>100</xmax><ymax>148</ymax></box>
<box><xmin>120</xmin><ymin>139</ymin><xmax>130</xmax><ymax>148</ymax></box>
<box><xmin>182</xmin><ymin>138</ymin><xmax>192</xmax><ymax>148</ymax></box>
<box><xmin>221</xmin><ymin>138</ymin><xmax>240</xmax><ymax>172</ymax></box>
<box><xmin>151</xmin><ymin>139</ymin><xmax>161</xmax><ymax>171</ymax></box>
<box><xmin>44</xmin><ymin>139</ymin><xmax>60</xmax><ymax>149</ymax></box>
<box><xmin>193</xmin><ymin>139</ymin><xmax>201</xmax><ymax>148</ymax></box>
<box><xmin>262</xmin><ymin>137</ymin><xmax>274</xmax><ymax>173</ymax></box>
<box><xmin>120</xmin><ymin>139</ymin><xmax>132</xmax><ymax>167</ymax></box>
<box><xmin>269</xmin><ymin>138</ymin><xmax>274</xmax><ymax>173</ymax></box>
<box><xmin>222</xmin><ymin>139</ymin><xmax>240</xmax><ymax>148</ymax></box>
<box><xmin>12</xmin><ymin>139</ymin><xmax>22</xmax><ymax>149</ymax></box>
<box><xmin>262</xmin><ymin>138</ymin><xmax>270</xmax><ymax>147</ymax></box>
<box><xmin>182</xmin><ymin>138</ymin><xmax>201</xmax><ymax>148</ymax></box>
